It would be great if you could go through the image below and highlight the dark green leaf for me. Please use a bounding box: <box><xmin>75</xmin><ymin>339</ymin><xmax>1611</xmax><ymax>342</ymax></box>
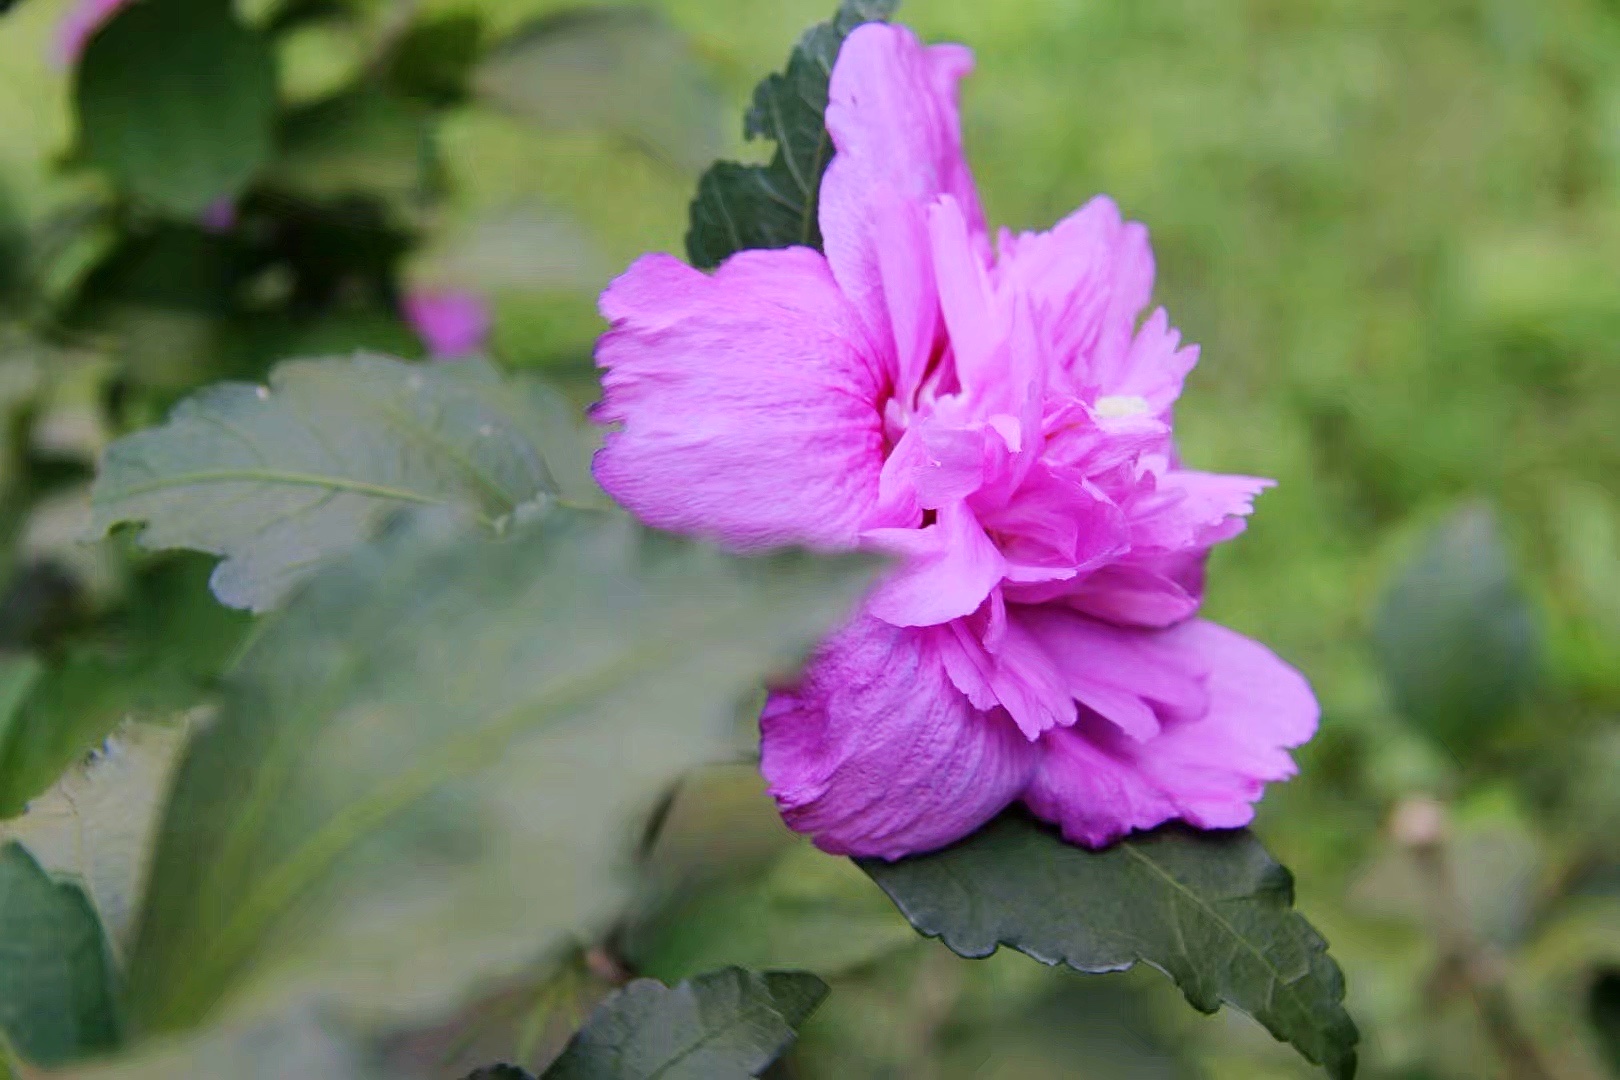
<box><xmin>685</xmin><ymin>0</ymin><xmax>897</xmax><ymax>269</ymax></box>
<box><xmin>91</xmin><ymin>354</ymin><xmax>585</xmax><ymax>611</ymax></box>
<box><xmin>123</xmin><ymin>509</ymin><xmax>874</xmax><ymax>1034</ymax></box>
<box><xmin>0</xmin><ymin>842</ymin><xmax>121</xmax><ymax>1066</ymax></box>
<box><xmin>463</xmin><ymin>1068</ymin><xmax>536</xmax><ymax>1080</ymax></box>
<box><xmin>0</xmin><ymin>557</ymin><xmax>250</xmax><ymax>819</ymax></box>
<box><xmin>1373</xmin><ymin>504</ymin><xmax>1539</xmax><ymax>751</ymax></box>
<box><xmin>384</xmin><ymin>13</ymin><xmax>484</xmax><ymax>108</ymax></box>
<box><xmin>271</xmin><ymin>88</ymin><xmax>434</xmax><ymax>208</ymax></box>
<box><xmin>0</xmin><ymin>655</ymin><xmax>41</xmax><ymax>751</ymax></box>
<box><xmin>474</xmin><ymin>8</ymin><xmax>725</xmax><ymax>174</ymax></box>
<box><xmin>75</xmin><ymin>0</ymin><xmax>275</xmax><ymax>215</ymax></box>
<box><xmin>1592</xmin><ymin>970</ymin><xmax>1620</xmax><ymax>1078</ymax></box>
<box><xmin>542</xmin><ymin>967</ymin><xmax>828</xmax><ymax>1080</ymax></box>
<box><xmin>860</xmin><ymin>814</ymin><xmax>1359</xmax><ymax>1080</ymax></box>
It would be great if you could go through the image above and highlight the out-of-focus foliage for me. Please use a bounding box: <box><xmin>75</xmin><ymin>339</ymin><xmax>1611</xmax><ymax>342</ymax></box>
<box><xmin>0</xmin><ymin>0</ymin><xmax>1616</xmax><ymax>1076</ymax></box>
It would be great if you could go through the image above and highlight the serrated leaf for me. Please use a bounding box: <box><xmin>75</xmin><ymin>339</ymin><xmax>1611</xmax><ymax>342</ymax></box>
<box><xmin>0</xmin><ymin>842</ymin><xmax>121</xmax><ymax>1067</ymax></box>
<box><xmin>541</xmin><ymin>967</ymin><xmax>828</xmax><ymax>1080</ymax></box>
<box><xmin>474</xmin><ymin>8</ymin><xmax>725</xmax><ymax>175</ymax></box>
<box><xmin>1373</xmin><ymin>504</ymin><xmax>1539</xmax><ymax>751</ymax></box>
<box><xmin>91</xmin><ymin>354</ymin><xmax>586</xmax><ymax>612</ymax></box>
<box><xmin>860</xmin><ymin>813</ymin><xmax>1359</xmax><ymax>1080</ymax></box>
<box><xmin>75</xmin><ymin>0</ymin><xmax>276</xmax><ymax>215</ymax></box>
<box><xmin>122</xmin><ymin>509</ymin><xmax>874</xmax><ymax>1034</ymax></box>
<box><xmin>685</xmin><ymin>0</ymin><xmax>897</xmax><ymax>269</ymax></box>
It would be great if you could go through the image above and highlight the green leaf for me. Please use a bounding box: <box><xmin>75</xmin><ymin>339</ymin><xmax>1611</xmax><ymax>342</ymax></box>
<box><xmin>474</xmin><ymin>8</ymin><xmax>725</xmax><ymax>175</ymax></box>
<box><xmin>860</xmin><ymin>813</ymin><xmax>1360</xmax><ymax>1080</ymax></box>
<box><xmin>91</xmin><ymin>354</ymin><xmax>585</xmax><ymax>612</ymax></box>
<box><xmin>271</xmin><ymin>88</ymin><xmax>434</xmax><ymax>208</ymax></box>
<box><xmin>1373</xmin><ymin>503</ymin><xmax>1539</xmax><ymax>752</ymax></box>
<box><xmin>122</xmin><ymin>509</ymin><xmax>874</xmax><ymax>1034</ymax></box>
<box><xmin>0</xmin><ymin>556</ymin><xmax>251</xmax><ymax>818</ymax></box>
<box><xmin>541</xmin><ymin>967</ymin><xmax>828</xmax><ymax>1080</ymax></box>
<box><xmin>1</xmin><ymin>723</ymin><xmax>187</xmax><ymax>957</ymax></box>
<box><xmin>75</xmin><ymin>0</ymin><xmax>275</xmax><ymax>215</ymax></box>
<box><xmin>0</xmin><ymin>842</ymin><xmax>121</xmax><ymax>1066</ymax></box>
<box><xmin>0</xmin><ymin>656</ymin><xmax>41</xmax><ymax>753</ymax></box>
<box><xmin>685</xmin><ymin>0</ymin><xmax>897</xmax><ymax>269</ymax></box>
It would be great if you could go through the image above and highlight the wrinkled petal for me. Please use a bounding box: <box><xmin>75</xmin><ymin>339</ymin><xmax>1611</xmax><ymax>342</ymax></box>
<box><xmin>593</xmin><ymin>249</ymin><xmax>885</xmax><ymax>551</ymax></box>
<box><xmin>821</xmin><ymin>23</ymin><xmax>986</xmax><ymax>361</ymax></box>
<box><xmin>863</xmin><ymin>501</ymin><xmax>1005</xmax><ymax>626</ymax></box>
<box><xmin>762</xmin><ymin>617</ymin><xmax>1038</xmax><ymax>859</ymax></box>
<box><xmin>1022</xmin><ymin>619</ymin><xmax>1318</xmax><ymax>846</ymax></box>
<box><xmin>1129</xmin><ymin>469</ymin><xmax>1273</xmax><ymax>552</ymax></box>
<box><xmin>995</xmin><ymin>197</ymin><xmax>1156</xmax><ymax>396</ymax></box>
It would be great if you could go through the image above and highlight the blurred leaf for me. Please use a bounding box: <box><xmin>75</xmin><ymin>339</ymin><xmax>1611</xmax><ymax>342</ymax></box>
<box><xmin>412</xmin><ymin>205</ymin><xmax>609</xmax><ymax>293</ymax></box>
<box><xmin>1591</xmin><ymin>970</ymin><xmax>1620</xmax><ymax>1078</ymax></box>
<box><xmin>91</xmin><ymin>354</ymin><xmax>579</xmax><ymax>611</ymax></box>
<box><xmin>1</xmin><ymin>723</ymin><xmax>187</xmax><ymax>956</ymax></box>
<box><xmin>122</xmin><ymin>509</ymin><xmax>874</xmax><ymax>1034</ymax></box>
<box><xmin>541</xmin><ymin>967</ymin><xmax>827</xmax><ymax>1080</ymax></box>
<box><xmin>1373</xmin><ymin>504</ymin><xmax>1539</xmax><ymax>752</ymax></box>
<box><xmin>0</xmin><ymin>556</ymin><xmax>250</xmax><ymax>818</ymax></box>
<box><xmin>272</xmin><ymin>88</ymin><xmax>433</xmax><ymax>207</ymax></box>
<box><xmin>466</xmin><ymin>1068</ymin><xmax>535</xmax><ymax>1080</ymax></box>
<box><xmin>685</xmin><ymin>0</ymin><xmax>896</xmax><ymax>269</ymax></box>
<box><xmin>625</xmin><ymin>768</ymin><xmax>914</xmax><ymax>983</ymax></box>
<box><xmin>0</xmin><ymin>842</ymin><xmax>121</xmax><ymax>1067</ymax></box>
<box><xmin>0</xmin><ymin>656</ymin><xmax>41</xmax><ymax>752</ymax></box>
<box><xmin>385</xmin><ymin>13</ymin><xmax>484</xmax><ymax>108</ymax></box>
<box><xmin>473</xmin><ymin>7</ymin><xmax>724</xmax><ymax>174</ymax></box>
<box><xmin>75</xmin><ymin>0</ymin><xmax>276</xmax><ymax>215</ymax></box>
<box><xmin>54</xmin><ymin>1007</ymin><xmax>374</xmax><ymax>1080</ymax></box>
<box><xmin>861</xmin><ymin>814</ymin><xmax>1359</xmax><ymax>1080</ymax></box>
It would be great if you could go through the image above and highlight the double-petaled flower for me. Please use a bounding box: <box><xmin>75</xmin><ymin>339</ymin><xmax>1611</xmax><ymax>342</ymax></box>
<box><xmin>592</xmin><ymin>22</ymin><xmax>1317</xmax><ymax>859</ymax></box>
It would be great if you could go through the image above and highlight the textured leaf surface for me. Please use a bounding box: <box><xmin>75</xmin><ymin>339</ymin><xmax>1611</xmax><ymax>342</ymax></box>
<box><xmin>75</xmin><ymin>0</ymin><xmax>275</xmax><ymax>214</ymax></box>
<box><xmin>542</xmin><ymin>967</ymin><xmax>828</xmax><ymax>1080</ymax></box>
<box><xmin>474</xmin><ymin>8</ymin><xmax>724</xmax><ymax>174</ymax></box>
<box><xmin>1374</xmin><ymin>503</ymin><xmax>1538</xmax><ymax>750</ymax></box>
<box><xmin>92</xmin><ymin>355</ymin><xmax>582</xmax><ymax>611</ymax></box>
<box><xmin>685</xmin><ymin>0</ymin><xmax>897</xmax><ymax>268</ymax></box>
<box><xmin>123</xmin><ymin>509</ymin><xmax>873</xmax><ymax>1033</ymax></box>
<box><xmin>0</xmin><ymin>842</ymin><xmax>121</xmax><ymax>1066</ymax></box>
<box><xmin>860</xmin><ymin>814</ymin><xmax>1359</xmax><ymax>1079</ymax></box>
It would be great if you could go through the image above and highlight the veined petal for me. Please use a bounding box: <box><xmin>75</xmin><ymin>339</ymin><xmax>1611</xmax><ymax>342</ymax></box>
<box><xmin>821</xmin><ymin>23</ymin><xmax>986</xmax><ymax>371</ymax></box>
<box><xmin>1022</xmin><ymin>619</ymin><xmax>1318</xmax><ymax>847</ymax></box>
<box><xmin>762</xmin><ymin>617</ymin><xmax>1037</xmax><ymax>859</ymax></box>
<box><xmin>593</xmin><ymin>249</ymin><xmax>885</xmax><ymax>551</ymax></box>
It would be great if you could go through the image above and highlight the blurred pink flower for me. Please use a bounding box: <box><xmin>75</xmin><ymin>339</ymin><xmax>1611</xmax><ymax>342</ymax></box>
<box><xmin>404</xmin><ymin>290</ymin><xmax>492</xmax><ymax>358</ymax></box>
<box><xmin>199</xmin><ymin>196</ymin><xmax>237</xmax><ymax>234</ymax></box>
<box><xmin>54</xmin><ymin>0</ymin><xmax>129</xmax><ymax>67</ymax></box>
<box><xmin>592</xmin><ymin>23</ymin><xmax>1317</xmax><ymax>858</ymax></box>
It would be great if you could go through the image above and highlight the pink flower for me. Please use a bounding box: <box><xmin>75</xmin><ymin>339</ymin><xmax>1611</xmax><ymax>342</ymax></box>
<box><xmin>404</xmin><ymin>290</ymin><xmax>492</xmax><ymax>358</ymax></box>
<box><xmin>54</xmin><ymin>0</ymin><xmax>130</xmax><ymax>68</ymax></box>
<box><xmin>592</xmin><ymin>23</ymin><xmax>1318</xmax><ymax>859</ymax></box>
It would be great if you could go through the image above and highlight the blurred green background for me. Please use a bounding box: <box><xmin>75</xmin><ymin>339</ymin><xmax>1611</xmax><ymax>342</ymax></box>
<box><xmin>3</xmin><ymin>0</ymin><xmax>1620</xmax><ymax>1077</ymax></box>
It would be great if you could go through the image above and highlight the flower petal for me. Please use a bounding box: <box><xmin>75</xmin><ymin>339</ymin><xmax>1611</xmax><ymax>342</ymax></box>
<box><xmin>762</xmin><ymin>616</ymin><xmax>1038</xmax><ymax>859</ymax></box>
<box><xmin>821</xmin><ymin>23</ymin><xmax>986</xmax><ymax>367</ymax></box>
<box><xmin>1022</xmin><ymin>619</ymin><xmax>1318</xmax><ymax>847</ymax></box>
<box><xmin>593</xmin><ymin>249</ymin><xmax>885</xmax><ymax>551</ymax></box>
<box><xmin>862</xmin><ymin>501</ymin><xmax>1005</xmax><ymax>626</ymax></box>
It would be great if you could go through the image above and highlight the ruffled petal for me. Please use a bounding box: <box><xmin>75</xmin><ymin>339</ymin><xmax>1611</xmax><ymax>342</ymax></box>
<box><xmin>1021</xmin><ymin>618</ymin><xmax>1318</xmax><ymax>847</ymax></box>
<box><xmin>592</xmin><ymin>249</ymin><xmax>886</xmax><ymax>551</ymax></box>
<box><xmin>821</xmin><ymin>23</ymin><xmax>986</xmax><ymax>375</ymax></box>
<box><xmin>762</xmin><ymin>616</ymin><xmax>1038</xmax><ymax>859</ymax></box>
<box><xmin>862</xmin><ymin>501</ymin><xmax>1005</xmax><ymax>626</ymax></box>
<box><xmin>994</xmin><ymin>196</ymin><xmax>1157</xmax><ymax>396</ymax></box>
